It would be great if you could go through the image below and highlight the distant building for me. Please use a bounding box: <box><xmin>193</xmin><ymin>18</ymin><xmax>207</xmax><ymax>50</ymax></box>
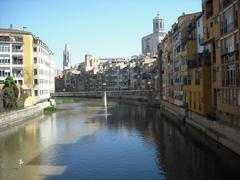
<box><xmin>63</xmin><ymin>44</ymin><xmax>71</xmax><ymax>70</ymax></box>
<box><xmin>142</xmin><ymin>13</ymin><xmax>165</xmax><ymax>55</ymax></box>
<box><xmin>55</xmin><ymin>69</ymin><xmax>63</xmax><ymax>77</ymax></box>
<box><xmin>85</xmin><ymin>54</ymin><xmax>100</xmax><ymax>74</ymax></box>
<box><xmin>0</xmin><ymin>27</ymin><xmax>55</xmax><ymax>106</ymax></box>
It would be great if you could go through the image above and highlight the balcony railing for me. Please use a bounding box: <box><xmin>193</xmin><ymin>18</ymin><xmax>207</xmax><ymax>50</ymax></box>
<box><xmin>13</xmin><ymin>59</ymin><xmax>23</xmax><ymax>65</ymax></box>
<box><xmin>12</xmin><ymin>48</ymin><xmax>23</xmax><ymax>53</ymax></box>
<box><xmin>221</xmin><ymin>21</ymin><xmax>238</xmax><ymax>35</ymax></box>
<box><xmin>12</xmin><ymin>73</ymin><xmax>23</xmax><ymax>78</ymax></box>
<box><xmin>187</xmin><ymin>52</ymin><xmax>211</xmax><ymax>69</ymax></box>
<box><xmin>222</xmin><ymin>79</ymin><xmax>238</xmax><ymax>86</ymax></box>
<box><xmin>221</xmin><ymin>47</ymin><xmax>239</xmax><ymax>63</ymax></box>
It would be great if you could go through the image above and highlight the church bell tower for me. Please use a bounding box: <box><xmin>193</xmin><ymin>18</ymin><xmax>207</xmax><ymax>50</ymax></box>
<box><xmin>153</xmin><ymin>12</ymin><xmax>164</xmax><ymax>33</ymax></box>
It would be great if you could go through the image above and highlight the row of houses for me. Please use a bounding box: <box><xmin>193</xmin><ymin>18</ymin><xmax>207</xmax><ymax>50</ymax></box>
<box><xmin>159</xmin><ymin>0</ymin><xmax>240</xmax><ymax>124</ymax></box>
<box><xmin>55</xmin><ymin>53</ymin><xmax>159</xmax><ymax>92</ymax></box>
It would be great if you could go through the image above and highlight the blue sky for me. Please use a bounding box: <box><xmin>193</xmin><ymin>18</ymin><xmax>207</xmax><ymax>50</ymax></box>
<box><xmin>0</xmin><ymin>0</ymin><xmax>201</xmax><ymax>69</ymax></box>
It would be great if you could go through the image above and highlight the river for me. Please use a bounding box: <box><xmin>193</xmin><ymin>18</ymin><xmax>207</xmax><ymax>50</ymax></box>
<box><xmin>0</xmin><ymin>98</ymin><xmax>240</xmax><ymax>180</ymax></box>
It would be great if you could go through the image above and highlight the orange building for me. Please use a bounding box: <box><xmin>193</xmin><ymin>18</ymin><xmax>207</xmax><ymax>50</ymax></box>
<box><xmin>202</xmin><ymin>0</ymin><xmax>240</xmax><ymax>124</ymax></box>
<box><xmin>162</xmin><ymin>32</ymin><xmax>174</xmax><ymax>104</ymax></box>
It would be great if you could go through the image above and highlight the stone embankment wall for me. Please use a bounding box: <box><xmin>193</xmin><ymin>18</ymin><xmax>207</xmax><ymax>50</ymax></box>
<box><xmin>0</xmin><ymin>101</ymin><xmax>51</xmax><ymax>129</ymax></box>
<box><xmin>161</xmin><ymin>100</ymin><xmax>240</xmax><ymax>156</ymax></box>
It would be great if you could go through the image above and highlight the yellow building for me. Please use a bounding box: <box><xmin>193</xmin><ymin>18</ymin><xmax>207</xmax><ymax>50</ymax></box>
<box><xmin>186</xmin><ymin>13</ymin><xmax>214</xmax><ymax>117</ymax></box>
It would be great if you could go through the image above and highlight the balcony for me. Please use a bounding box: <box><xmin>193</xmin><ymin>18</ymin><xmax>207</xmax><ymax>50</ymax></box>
<box><xmin>12</xmin><ymin>57</ymin><xmax>23</xmax><ymax>65</ymax></box>
<box><xmin>221</xmin><ymin>50</ymin><xmax>239</xmax><ymax>63</ymax></box>
<box><xmin>12</xmin><ymin>45</ymin><xmax>23</xmax><ymax>53</ymax></box>
<box><xmin>12</xmin><ymin>69</ymin><xmax>23</xmax><ymax>78</ymax></box>
<box><xmin>0</xmin><ymin>36</ymin><xmax>10</xmax><ymax>43</ymax></box>
<box><xmin>187</xmin><ymin>52</ymin><xmax>211</xmax><ymax>69</ymax></box>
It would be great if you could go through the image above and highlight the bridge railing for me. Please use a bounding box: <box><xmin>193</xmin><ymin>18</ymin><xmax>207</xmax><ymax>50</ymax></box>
<box><xmin>51</xmin><ymin>90</ymin><xmax>154</xmax><ymax>99</ymax></box>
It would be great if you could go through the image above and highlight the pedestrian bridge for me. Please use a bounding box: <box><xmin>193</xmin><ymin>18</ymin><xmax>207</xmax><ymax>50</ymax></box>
<box><xmin>51</xmin><ymin>90</ymin><xmax>159</xmax><ymax>102</ymax></box>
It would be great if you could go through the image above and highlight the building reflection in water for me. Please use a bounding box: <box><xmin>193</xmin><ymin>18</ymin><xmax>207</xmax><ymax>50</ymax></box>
<box><xmin>106</xmin><ymin>102</ymin><xmax>240</xmax><ymax>180</ymax></box>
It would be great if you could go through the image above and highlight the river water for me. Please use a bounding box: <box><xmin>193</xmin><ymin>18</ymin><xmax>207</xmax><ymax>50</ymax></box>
<box><xmin>0</xmin><ymin>98</ymin><xmax>240</xmax><ymax>180</ymax></box>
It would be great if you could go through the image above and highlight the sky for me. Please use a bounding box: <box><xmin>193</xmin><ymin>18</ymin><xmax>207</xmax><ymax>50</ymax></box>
<box><xmin>0</xmin><ymin>0</ymin><xmax>201</xmax><ymax>69</ymax></box>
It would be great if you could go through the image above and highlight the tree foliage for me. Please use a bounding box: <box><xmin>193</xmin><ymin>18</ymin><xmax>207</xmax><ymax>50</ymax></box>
<box><xmin>2</xmin><ymin>77</ymin><xmax>19</xmax><ymax>109</ymax></box>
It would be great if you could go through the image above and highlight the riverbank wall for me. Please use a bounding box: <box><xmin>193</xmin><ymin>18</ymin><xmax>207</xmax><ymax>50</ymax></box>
<box><xmin>160</xmin><ymin>100</ymin><xmax>240</xmax><ymax>156</ymax></box>
<box><xmin>0</xmin><ymin>101</ymin><xmax>52</xmax><ymax>130</ymax></box>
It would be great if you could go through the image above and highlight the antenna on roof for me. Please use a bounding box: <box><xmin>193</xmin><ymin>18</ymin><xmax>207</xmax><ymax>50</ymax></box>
<box><xmin>23</xmin><ymin>26</ymin><xmax>27</xmax><ymax>31</ymax></box>
<box><xmin>10</xmin><ymin>24</ymin><xmax>13</xmax><ymax>29</ymax></box>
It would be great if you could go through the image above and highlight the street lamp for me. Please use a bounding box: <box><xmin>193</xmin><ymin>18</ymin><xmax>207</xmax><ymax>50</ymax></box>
<box><xmin>147</xmin><ymin>81</ymin><xmax>151</xmax><ymax>89</ymax></box>
<box><xmin>102</xmin><ymin>82</ymin><xmax>106</xmax><ymax>91</ymax></box>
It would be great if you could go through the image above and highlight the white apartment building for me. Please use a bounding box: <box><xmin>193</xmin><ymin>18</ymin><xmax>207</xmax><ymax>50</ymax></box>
<box><xmin>0</xmin><ymin>32</ymin><xmax>24</xmax><ymax>85</ymax></box>
<box><xmin>33</xmin><ymin>38</ymin><xmax>55</xmax><ymax>103</ymax></box>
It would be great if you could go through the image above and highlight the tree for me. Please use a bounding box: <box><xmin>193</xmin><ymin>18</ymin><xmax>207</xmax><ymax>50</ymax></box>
<box><xmin>2</xmin><ymin>76</ymin><xmax>19</xmax><ymax>109</ymax></box>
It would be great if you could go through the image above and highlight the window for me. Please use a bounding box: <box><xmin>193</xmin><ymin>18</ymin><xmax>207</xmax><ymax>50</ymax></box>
<box><xmin>33</xmin><ymin>47</ymin><xmax>37</xmax><ymax>52</ymax></box>
<box><xmin>226</xmin><ymin>64</ymin><xmax>236</xmax><ymax>85</ymax></box>
<box><xmin>18</xmin><ymin>80</ymin><xmax>23</xmax><ymax>85</ymax></box>
<box><xmin>227</xmin><ymin>89</ymin><xmax>230</xmax><ymax>104</ymax></box>
<box><xmin>225</xmin><ymin>35</ymin><xmax>234</xmax><ymax>54</ymax></box>
<box><xmin>194</xmin><ymin>92</ymin><xmax>196</xmax><ymax>109</ymax></box>
<box><xmin>0</xmin><ymin>56</ymin><xmax>10</xmax><ymax>64</ymax></box>
<box><xmin>230</xmin><ymin>89</ymin><xmax>233</xmax><ymax>105</ymax></box>
<box><xmin>34</xmin><ymin>79</ymin><xmax>38</xmax><ymax>84</ymax></box>
<box><xmin>34</xmin><ymin>57</ymin><xmax>37</xmax><ymax>63</ymax></box>
<box><xmin>216</xmin><ymin>40</ymin><xmax>220</xmax><ymax>49</ymax></box>
<box><xmin>34</xmin><ymin>69</ymin><xmax>37</xmax><ymax>75</ymax></box>
<box><xmin>34</xmin><ymin>90</ymin><xmax>38</xmax><ymax>96</ymax></box>
<box><xmin>213</xmin><ymin>68</ymin><xmax>216</xmax><ymax>82</ymax></box>
<box><xmin>0</xmin><ymin>44</ymin><xmax>10</xmax><ymax>52</ymax></box>
<box><xmin>223</xmin><ymin>89</ymin><xmax>226</xmax><ymax>104</ymax></box>
<box><xmin>189</xmin><ymin>91</ymin><xmax>192</xmax><ymax>108</ymax></box>
<box><xmin>215</xmin><ymin>15</ymin><xmax>220</xmax><ymax>23</ymax></box>
<box><xmin>199</xmin><ymin>92</ymin><xmax>201</xmax><ymax>111</ymax></box>
<box><xmin>233</xmin><ymin>89</ymin><xmax>237</xmax><ymax>106</ymax></box>
<box><xmin>188</xmin><ymin>72</ymin><xmax>192</xmax><ymax>85</ymax></box>
<box><xmin>238</xmin><ymin>90</ymin><xmax>240</xmax><ymax>106</ymax></box>
<box><xmin>195</xmin><ymin>70</ymin><xmax>201</xmax><ymax>85</ymax></box>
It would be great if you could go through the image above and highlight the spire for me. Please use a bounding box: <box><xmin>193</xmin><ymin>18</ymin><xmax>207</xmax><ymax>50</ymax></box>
<box><xmin>65</xmin><ymin>43</ymin><xmax>69</xmax><ymax>51</ymax></box>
